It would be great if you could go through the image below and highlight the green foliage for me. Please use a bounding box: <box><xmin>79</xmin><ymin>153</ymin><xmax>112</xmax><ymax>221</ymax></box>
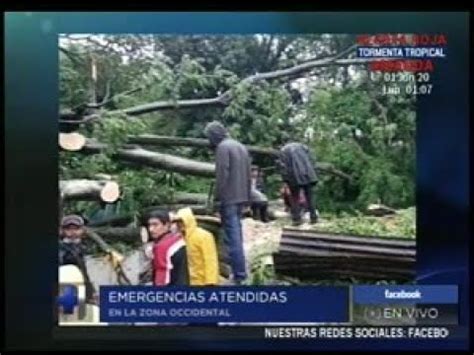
<box><xmin>177</xmin><ymin>175</ymin><xmax>211</xmax><ymax>194</ymax></box>
<box><xmin>317</xmin><ymin>207</ymin><xmax>416</xmax><ymax>239</ymax></box>
<box><xmin>94</xmin><ymin>112</ymin><xmax>151</xmax><ymax>150</ymax></box>
<box><xmin>249</xmin><ymin>255</ymin><xmax>276</xmax><ymax>285</ymax></box>
<box><xmin>116</xmin><ymin>170</ymin><xmax>173</xmax><ymax>217</ymax></box>
<box><xmin>59</xmin><ymin>34</ymin><xmax>415</xmax><ymax>226</ymax></box>
<box><xmin>306</xmin><ymin>86</ymin><xmax>415</xmax><ymax>212</ymax></box>
<box><xmin>59</xmin><ymin>153</ymin><xmax>116</xmax><ymax>179</ymax></box>
<box><xmin>223</xmin><ymin>81</ymin><xmax>293</xmax><ymax>147</ymax></box>
<box><xmin>59</xmin><ymin>35</ymin><xmax>417</xmax><ymax>287</ymax></box>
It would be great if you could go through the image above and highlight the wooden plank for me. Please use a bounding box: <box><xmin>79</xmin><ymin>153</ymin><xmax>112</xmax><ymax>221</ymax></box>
<box><xmin>275</xmin><ymin>269</ymin><xmax>414</xmax><ymax>281</ymax></box>
<box><xmin>279</xmin><ymin>238</ymin><xmax>416</xmax><ymax>257</ymax></box>
<box><xmin>282</xmin><ymin>229</ymin><xmax>415</xmax><ymax>248</ymax></box>
<box><xmin>273</xmin><ymin>259</ymin><xmax>414</xmax><ymax>275</ymax></box>
<box><xmin>276</xmin><ymin>245</ymin><xmax>415</xmax><ymax>262</ymax></box>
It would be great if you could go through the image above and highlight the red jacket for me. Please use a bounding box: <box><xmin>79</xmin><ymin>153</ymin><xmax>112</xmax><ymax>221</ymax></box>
<box><xmin>152</xmin><ymin>232</ymin><xmax>189</xmax><ymax>286</ymax></box>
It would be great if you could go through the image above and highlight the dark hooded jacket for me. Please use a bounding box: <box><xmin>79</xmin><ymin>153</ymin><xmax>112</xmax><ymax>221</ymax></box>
<box><xmin>279</xmin><ymin>142</ymin><xmax>318</xmax><ymax>187</ymax></box>
<box><xmin>204</xmin><ymin>121</ymin><xmax>251</xmax><ymax>206</ymax></box>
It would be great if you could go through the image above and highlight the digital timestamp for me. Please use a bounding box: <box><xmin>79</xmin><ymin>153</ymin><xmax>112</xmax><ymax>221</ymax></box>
<box><xmin>370</xmin><ymin>72</ymin><xmax>433</xmax><ymax>96</ymax></box>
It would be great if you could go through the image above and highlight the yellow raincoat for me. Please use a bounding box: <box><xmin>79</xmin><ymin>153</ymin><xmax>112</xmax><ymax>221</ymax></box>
<box><xmin>176</xmin><ymin>208</ymin><xmax>219</xmax><ymax>285</ymax></box>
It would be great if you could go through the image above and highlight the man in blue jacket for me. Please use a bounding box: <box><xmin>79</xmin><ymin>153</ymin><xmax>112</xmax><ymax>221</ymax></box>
<box><xmin>204</xmin><ymin>121</ymin><xmax>251</xmax><ymax>285</ymax></box>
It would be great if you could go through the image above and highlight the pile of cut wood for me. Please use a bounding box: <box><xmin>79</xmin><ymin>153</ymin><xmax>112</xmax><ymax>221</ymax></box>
<box><xmin>273</xmin><ymin>227</ymin><xmax>416</xmax><ymax>282</ymax></box>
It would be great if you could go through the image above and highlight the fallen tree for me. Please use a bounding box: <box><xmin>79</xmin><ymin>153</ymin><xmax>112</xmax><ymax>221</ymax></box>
<box><xmin>60</xmin><ymin>179</ymin><xmax>120</xmax><ymax>203</ymax></box>
<box><xmin>89</xmin><ymin>226</ymin><xmax>141</xmax><ymax>243</ymax></box>
<box><xmin>87</xmin><ymin>214</ymin><xmax>134</xmax><ymax>227</ymax></box>
<box><xmin>90</xmin><ymin>215</ymin><xmax>221</xmax><ymax>243</ymax></box>
<box><xmin>59</xmin><ymin>44</ymin><xmax>383</xmax><ymax>124</ymax></box>
<box><xmin>87</xmin><ymin>199</ymin><xmax>209</xmax><ymax>228</ymax></box>
<box><xmin>128</xmin><ymin>134</ymin><xmax>279</xmax><ymax>157</ymax></box>
<box><xmin>88</xmin><ymin>205</ymin><xmax>213</xmax><ymax>228</ymax></box>
<box><xmin>62</xmin><ymin>137</ymin><xmax>351</xmax><ymax>180</ymax></box>
<box><xmin>173</xmin><ymin>192</ymin><xmax>209</xmax><ymax>205</ymax></box>
<box><xmin>78</xmin><ymin>139</ymin><xmax>215</xmax><ymax>177</ymax></box>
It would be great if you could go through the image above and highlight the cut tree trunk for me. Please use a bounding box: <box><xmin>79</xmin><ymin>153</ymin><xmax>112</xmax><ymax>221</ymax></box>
<box><xmin>142</xmin><ymin>205</ymin><xmax>211</xmax><ymax>217</ymax></box>
<box><xmin>173</xmin><ymin>192</ymin><xmax>209</xmax><ymax>205</ymax></box>
<box><xmin>59</xmin><ymin>132</ymin><xmax>350</xmax><ymax>180</ymax></box>
<box><xmin>77</xmin><ymin>140</ymin><xmax>216</xmax><ymax>177</ymax></box>
<box><xmin>195</xmin><ymin>215</ymin><xmax>221</xmax><ymax>226</ymax></box>
<box><xmin>90</xmin><ymin>215</ymin><xmax>221</xmax><ymax>244</ymax></box>
<box><xmin>60</xmin><ymin>179</ymin><xmax>120</xmax><ymax>203</ymax></box>
<box><xmin>87</xmin><ymin>215</ymin><xmax>134</xmax><ymax>227</ymax></box>
<box><xmin>59</xmin><ymin>132</ymin><xmax>86</xmax><ymax>151</ymax></box>
<box><xmin>65</xmin><ymin>137</ymin><xmax>350</xmax><ymax>180</ymax></box>
<box><xmin>128</xmin><ymin>135</ymin><xmax>279</xmax><ymax>157</ymax></box>
<box><xmin>89</xmin><ymin>226</ymin><xmax>141</xmax><ymax>243</ymax></box>
<box><xmin>87</xmin><ymin>205</ymin><xmax>213</xmax><ymax>229</ymax></box>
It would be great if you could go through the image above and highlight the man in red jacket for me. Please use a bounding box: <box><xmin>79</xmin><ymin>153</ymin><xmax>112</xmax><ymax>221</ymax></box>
<box><xmin>145</xmin><ymin>209</ymin><xmax>189</xmax><ymax>286</ymax></box>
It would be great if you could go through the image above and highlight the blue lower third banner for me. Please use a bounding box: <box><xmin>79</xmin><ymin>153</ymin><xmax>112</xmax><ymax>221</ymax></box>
<box><xmin>100</xmin><ymin>286</ymin><xmax>349</xmax><ymax>323</ymax></box>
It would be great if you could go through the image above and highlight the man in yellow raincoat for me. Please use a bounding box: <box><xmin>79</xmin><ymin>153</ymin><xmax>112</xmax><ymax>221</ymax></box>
<box><xmin>174</xmin><ymin>207</ymin><xmax>219</xmax><ymax>286</ymax></box>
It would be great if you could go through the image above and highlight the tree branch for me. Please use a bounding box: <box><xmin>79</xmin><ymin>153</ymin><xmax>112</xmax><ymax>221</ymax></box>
<box><xmin>59</xmin><ymin>112</ymin><xmax>101</xmax><ymax>124</ymax></box>
<box><xmin>61</xmin><ymin>45</ymin><xmax>376</xmax><ymax>123</ymax></box>
<box><xmin>59</xmin><ymin>46</ymin><xmax>83</xmax><ymax>66</ymax></box>
<box><xmin>121</xmin><ymin>96</ymin><xmax>227</xmax><ymax>116</ymax></box>
<box><xmin>80</xmin><ymin>86</ymin><xmax>142</xmax><ymax>111</ymax></box>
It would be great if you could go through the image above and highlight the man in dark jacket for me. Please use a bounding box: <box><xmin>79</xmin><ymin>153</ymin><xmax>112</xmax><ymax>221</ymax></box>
<box><xmin>204</xmin><ymin>121</ymin><xmax>251</xmax><ymax>284</ymax></box>
<box><xmin>59</xmin><ymin>215</ymin><xmax>96</xmax><ymax>303</ymax></box>
<box><xmin>278</xmin><ymin>141</ymin><xmax>319</xmax><ymax>225</ymax></box>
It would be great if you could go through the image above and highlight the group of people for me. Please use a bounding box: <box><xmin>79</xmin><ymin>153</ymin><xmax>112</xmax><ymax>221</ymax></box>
<box><xmin>59</xmin><ymin>206</ymin><xmax>220</xmax><ymax>299</ymax></box>
<box><xmin>202</xmin><ymin>121</ymin><xmax>319</xmax><ymax>284</ymax></box>
<box><xmin>59</xmin><ymin>120</ymin><xmax>319</xmax><ymax>291</ymax></box>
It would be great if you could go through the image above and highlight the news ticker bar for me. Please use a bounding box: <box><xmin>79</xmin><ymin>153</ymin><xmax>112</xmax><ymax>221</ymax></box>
<box><xmin>98</xmin><ymin>285</ymin><xmax>458</xmax><ymax>324</ymax></box>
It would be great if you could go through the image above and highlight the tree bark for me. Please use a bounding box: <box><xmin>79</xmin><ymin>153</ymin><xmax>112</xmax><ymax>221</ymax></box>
<box><xmin>60</xmin><ymin>179</ymin><xmax>120</xmax><ymax>202</ymax></box>
<box><xmin>75</xmin><ymin>139</ymin><xmax>215</xmax><ymax>177</ymax></box>
<box><xmin>173</xmin><ymin>192</ymin><xmax>209</xmax><ymax>205</ymax></box>
<box><xmin>87</xmin><ymin>215</ymin><xmax>134</xmax><ymax>227</ymax></box>
<box><xmin>90</xmin><ymin>215</ymin><xmax>221</xmax><ymax>243</ymax></box>
<box><xmin>128</xmin><ymin>134</ymin><xmax>279</xmax><ymax>156</ymax></box>
<box><xmin>73</xmin><ymin>137</ymin><xmax>351</xmax><ymax>180</ymax></box>
<box><xmin>141</xmin><ymin>205</ymin><xmax>211</xmax><ymax>217</ymax></box>
<box><xmin>89</xmin><ymin>226</ymin><xmax>141</xmax><ymax>243</ymax></box>
<box><xmin>118</xmin><ymin>147</ymin><xmax>216</xmax><ymax>177</ymax></box>
<box><xmin>127</xmin><ymin>135</ymin><xmax>351</xmax><ymax>179</ymax></box>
